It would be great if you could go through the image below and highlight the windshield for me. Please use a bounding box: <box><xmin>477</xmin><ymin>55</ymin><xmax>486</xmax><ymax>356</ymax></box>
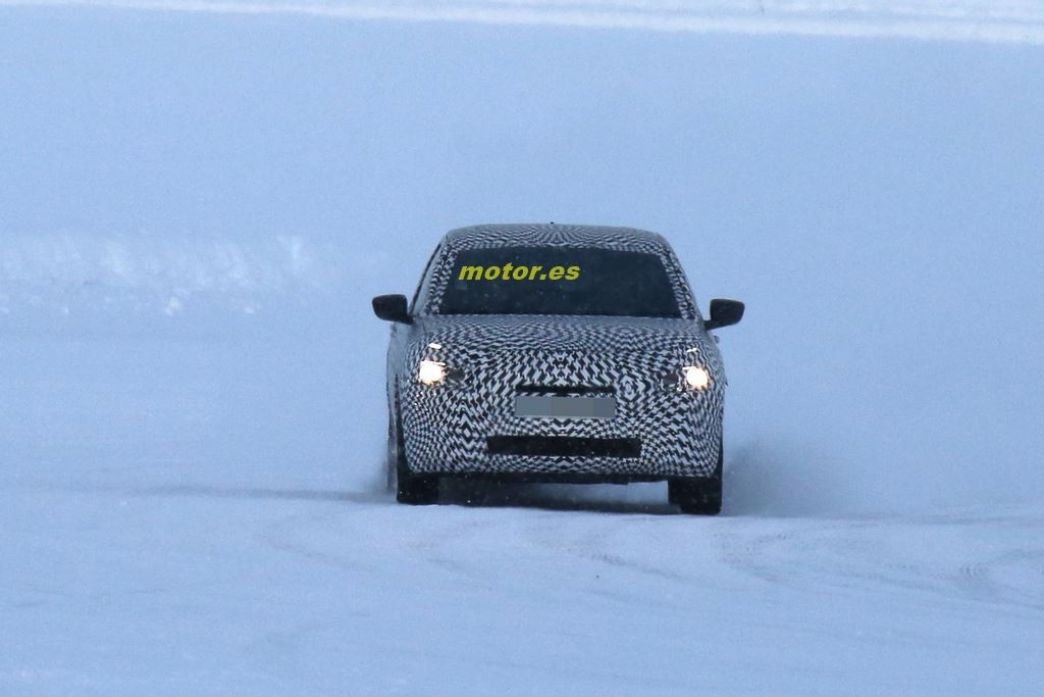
<box><xmin>436</xmin><ymin>246</ymin><xmax>681</xmax><ymax>317</ymax></box>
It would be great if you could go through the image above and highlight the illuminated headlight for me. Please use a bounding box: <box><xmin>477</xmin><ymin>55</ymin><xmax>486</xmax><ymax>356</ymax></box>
<box><xmin>682</xmin><ymin>365</ymin><xmax>711</xmax><ymax>391</ymax></box>
<box><xmin>417</xmin><ymin>359</ymin><xmax>447</xmax><ymax>386</ymax></box>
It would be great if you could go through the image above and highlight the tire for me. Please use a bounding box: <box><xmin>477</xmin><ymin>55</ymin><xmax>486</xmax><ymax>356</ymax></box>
<box><xmin>668</xmin><ymin>439</ymin><xmax>723</xmax><ymax>516</ymax></box>
<box><xmin>390</xmin><ymin>399</ymin><xmax>439</xmax><ymax>505</ymax></box>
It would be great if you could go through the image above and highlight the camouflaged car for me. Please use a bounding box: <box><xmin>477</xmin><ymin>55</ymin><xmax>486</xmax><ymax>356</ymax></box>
<box><xmin>372</xmin><ymin>223</ymin><xmax>743</xmax><ymax>514</ymax></box>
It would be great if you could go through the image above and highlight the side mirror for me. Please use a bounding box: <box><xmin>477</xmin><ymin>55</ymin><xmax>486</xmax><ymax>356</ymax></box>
<box><xmin>372</xmin><ymin>294</ymin><xmax>412</xmax><ymax>323</ymax></box>
<box><xmin>704</xmin><ymin>298</ymin><xmax>744</xmax><ymax>330</ymax></box>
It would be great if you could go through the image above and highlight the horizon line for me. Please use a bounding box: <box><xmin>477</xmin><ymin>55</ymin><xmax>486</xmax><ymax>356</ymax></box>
<box><xmin>2</xmin><ymin>0</ymin><xmax>1044</xmax><ymax>45</ymax></box>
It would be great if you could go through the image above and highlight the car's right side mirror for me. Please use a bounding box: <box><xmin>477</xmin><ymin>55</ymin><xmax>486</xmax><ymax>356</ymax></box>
<box><xmin>704</xmin><ymin>298</ymin><xmax>744</xmax><ymax>330</ymax></box>
<box><xmin>372</xmin><ymin>294</ymin><xmax>412</xmax><ymax>323</ymax></box>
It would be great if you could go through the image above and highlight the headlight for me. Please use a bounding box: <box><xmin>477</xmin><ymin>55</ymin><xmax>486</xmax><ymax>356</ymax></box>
<box><xmin>417</xmin><ymin>359</ymin><xmax>447</xmax><ymax>386</ymax></box>
<box><xmin>682</xmin><ymin>365</ymin><xmax>711</xmax><ymax>391</ymax></box>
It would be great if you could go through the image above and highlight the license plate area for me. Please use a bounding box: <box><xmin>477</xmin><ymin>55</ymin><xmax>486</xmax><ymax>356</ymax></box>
<box><xmin>514</xmin><ymin>394</ymin><xmax>616</xmax><ymax>419</ymax></box>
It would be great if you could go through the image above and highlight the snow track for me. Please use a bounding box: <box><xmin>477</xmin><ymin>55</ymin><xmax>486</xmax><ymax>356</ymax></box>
<box><xmin>4</xmin><ymin>475</ymin><xmax>1042</xmax><ymax>696</ymax></box>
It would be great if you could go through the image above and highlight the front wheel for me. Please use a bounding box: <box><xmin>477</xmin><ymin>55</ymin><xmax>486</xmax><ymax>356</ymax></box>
<box><xmin>391</xmin><ymin>404</ymin><xmax>439</xmax><ymax>505</ymax></box>
<box><xmin>396</xmin><ymin>464</ymin><xmax>440</xmax><ymax>505</ymax></box>
<box><xmin>668</xmin><ymin>440</ymin><xmax>723</xmax><ymax>515</ymax></box>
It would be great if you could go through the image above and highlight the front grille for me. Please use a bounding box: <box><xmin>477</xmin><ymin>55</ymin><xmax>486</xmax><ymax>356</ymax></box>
<box><xmin>487</xmin><ymin>435</ymin><xmax>641</xmax><ymax>458</ymax></box>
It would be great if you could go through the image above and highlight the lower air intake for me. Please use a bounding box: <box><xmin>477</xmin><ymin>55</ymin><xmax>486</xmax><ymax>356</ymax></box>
<box><xmin>487</xmin><ymin>435</ymin><xmax>641</xmax><ymax>458</ymax></box>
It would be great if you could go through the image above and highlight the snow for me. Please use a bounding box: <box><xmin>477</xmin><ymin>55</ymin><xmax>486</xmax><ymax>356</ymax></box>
<box><xmin>0</xmin><ymin>233</ymin><xmax>333</xmax><ymax>316</ymax></box>
<box><xmin>4</xmin><ymin>0</ymin><xmax>1044</xmax><ymax>43</ymax></box>
<box><xmin>2</xmin><ymin>4</ymin><xmax>1044</xmax><ymax>696</ymax></box>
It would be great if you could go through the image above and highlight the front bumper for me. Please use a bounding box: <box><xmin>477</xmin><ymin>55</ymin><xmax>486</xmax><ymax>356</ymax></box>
<box><xmin>400</xmin><ymin>377</ymin><xmax>723</xmax><ymax>479</ymax></box>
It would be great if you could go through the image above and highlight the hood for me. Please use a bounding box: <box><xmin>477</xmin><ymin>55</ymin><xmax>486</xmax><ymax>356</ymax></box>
<box><xmin>410</xmin><ymin>314</ymin><xmax>711</xmax><ymax>357</ymax></box>
<box><xmin>403</xmin><ymin>313</ymin><xmax>726</xmax><ymax>390</ymax></box>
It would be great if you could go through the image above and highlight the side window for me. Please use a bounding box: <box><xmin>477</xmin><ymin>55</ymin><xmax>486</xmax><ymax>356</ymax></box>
<box><xmin>409</xmin><ymin>243</ymin><xmax>442</xmax><ymax>315</ymax></box>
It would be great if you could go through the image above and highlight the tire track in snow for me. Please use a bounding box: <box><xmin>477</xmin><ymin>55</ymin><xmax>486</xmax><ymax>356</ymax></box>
<box><xmin>719</xmin><ymin>509</ymin><xmax>1044</xmax><ymax>614</ymax></box>
<box><xmin>955</xmin><ymin>549</ymin><xmax>1044</xmax><ymax>611</ymax></box>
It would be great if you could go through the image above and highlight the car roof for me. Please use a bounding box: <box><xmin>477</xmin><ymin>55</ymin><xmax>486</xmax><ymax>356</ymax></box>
<box><xmin>441</xmin><ymin>223</ymin><xmax>672</xmax><ymax>251</ymax></box>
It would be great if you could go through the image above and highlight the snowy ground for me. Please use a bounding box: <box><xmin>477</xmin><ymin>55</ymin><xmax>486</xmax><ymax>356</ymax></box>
<box><xmin>3</xmin><ymin>334</ymin><xmax>1043</xmax><ymax>695</ymax></box>
<box><xmin>3</xmin><ymin>3</ymin><xmax>1044</xmax><ymax>695</ymax></box>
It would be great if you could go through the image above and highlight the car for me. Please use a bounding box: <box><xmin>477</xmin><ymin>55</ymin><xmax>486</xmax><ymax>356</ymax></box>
<box><xmin>372</xmin><ymin>223</ymin><xmax>743</xmax><ymax>514</ymax></box>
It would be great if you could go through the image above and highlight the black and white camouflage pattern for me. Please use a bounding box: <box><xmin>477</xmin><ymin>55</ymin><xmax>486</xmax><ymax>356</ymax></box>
<box><xmin>386</xmin><ymin>224</ymin><xmax>726</xmax><ymax>480</ymax></box>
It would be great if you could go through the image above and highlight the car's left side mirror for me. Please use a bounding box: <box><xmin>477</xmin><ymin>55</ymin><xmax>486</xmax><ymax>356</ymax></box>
<box><xmin>704</xmin><ymin>298</ymin><xmax>744</xmax><ymax>330</ymax></box>
<box><xmin>372</xmin><ymin>294</ymin><xmax>412</xmax><ymax>323</ymax></box>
